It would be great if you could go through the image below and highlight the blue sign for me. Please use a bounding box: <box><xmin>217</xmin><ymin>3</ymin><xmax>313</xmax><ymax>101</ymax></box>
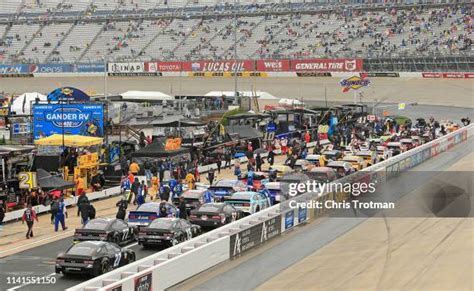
<box><xmin>31</xmin><ymin>64</ymin><xmax>72</xmax><ymax>73</ymax></box>
<box><xmin>47</xmin><ymin>87</ymin><xmax>90</xmax><ymax>102</ymax></box>
<box><xmin>75</xmin><ymin>63</ymin><xmax>105</xmax><ymax>73</ymax></box>
<box><xmin>285</xmin><ymin>210</ymin><xmax>294</xmax><ymax>229</ymax></box>
<box><xmin>298</xmin><ymin>207</ymin><xmax>307</xmax><ymax>223</ymax></box>
<box><xmin>32</xmin><ymin>104</ymin><xmax>104</xmax><ymax>139</ymax></box>
<box><xmin>266</xmin><ymin>121</ymin><xmax>277</xmax><ymax>132</ymax></box>
<box><xmin>0</xmin><ymin>64</ymin><xmax>31</xmax><ymax>74</ymax></box>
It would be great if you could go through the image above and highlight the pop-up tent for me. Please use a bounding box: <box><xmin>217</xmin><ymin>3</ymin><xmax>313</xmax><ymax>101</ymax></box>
<box><xmin>10</xmin><ymin>92</ymin><xmax>47</xmax><ymax>115</ymax></box>
<box><xmin>36</xmin><ymin>168</ymin><xmax>74</xmax><ymax>191</ymax></box>
<box><xmin>120</xmin><ymin>91</ymin><xmax>173</xmax><ymax>101</ymax></box>
<box><xmin>34</xmin><ymin>134</ymin><xmax>103</xmax><ymax>147</ymax></box>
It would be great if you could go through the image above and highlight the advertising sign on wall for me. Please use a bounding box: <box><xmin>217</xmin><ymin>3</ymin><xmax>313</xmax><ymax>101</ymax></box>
<box><xmin>255</xmin><ymin>60</ymin><xmax>290</xmax><ymax>72</ymax></box>
<box><xmin>229</xmin><ymin>215</ymin><xmax>281</xmax><ymax>258</ymax></box>
<box><xmin>32</xmin><ymin>104</ymin><xmax>104</xmax><ymax>139</ymax></box>
<box><xmin>107</xmin><ymin>62</ymin><xmax>160</xmax><ymax>76</ymax></box>
<box><xmin>290</xmin><ymin>59</ymin><xmax>362</xmax><ymax>72</ymax></box>
<box><xmin>145</xmin><ymin>61</ymin><xmax>181</xmax><ymax>72</ymax></box>
<box><xmin>134</xmin><ymin>272</ymin><xmax>152</xmax><ymax>291</ymax></box>
<box><xmin>182</xmin><ymin>60</ymin><xmax>254</xmax><ymax>72</ymax></box>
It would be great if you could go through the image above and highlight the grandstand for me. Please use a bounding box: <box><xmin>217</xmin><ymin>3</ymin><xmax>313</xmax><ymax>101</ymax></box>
<box><xmin>0</xmin><ymin>0</ymin><xmax>472</xmax><ymax>65</ymax></box>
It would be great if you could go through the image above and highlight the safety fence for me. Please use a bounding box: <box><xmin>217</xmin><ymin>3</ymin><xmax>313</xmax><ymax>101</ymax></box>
<box><xmin>68</xmin><ymin>124</ymin><xmax>473</xmax><ymax>291</ymax></box>
<box><xmin>1</xmin><ymin>61</ymin><xmax>473</xmax><ymax>79</ymax></box>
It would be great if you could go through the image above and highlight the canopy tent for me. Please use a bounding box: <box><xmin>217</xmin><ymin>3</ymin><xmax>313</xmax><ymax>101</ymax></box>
<box><xmin>131</xmin><ymin>138</ymin><xmax>190</xmax><ymax>158</ymax></box>
<box><xmin>205</xmin><ymin>91</ymin><xmax>278</xmax><ymax>100</ymax></box>
<box><xmin>120</xmin><ymin>91</ymin><xmax>173</xmax><ymax>101</ymax></box>
<box><xmin>36</xmin><ymin>168</ymin><xmax>74</xmax><ymax>191</ymax></box>
<box><xmin>34</xmin><ymin>134</ymin><xmax>103</xmax><ymax>147</ymax></box>
<box><xmin>279</xmin><ymin>98</ymin><xmax>304</xmax><ymax>106</ymax></box>
<box><xmin>10</xmin><ymin>92</ymin><xmax>47</xmax><ymax>115</ymax></box>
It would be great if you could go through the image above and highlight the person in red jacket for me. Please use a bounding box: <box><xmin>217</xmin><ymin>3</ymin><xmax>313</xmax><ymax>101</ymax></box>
<box><xmin>22</xmin><ymin>204</ymin><xmax>39</xmax><ymax>239</ymax></box>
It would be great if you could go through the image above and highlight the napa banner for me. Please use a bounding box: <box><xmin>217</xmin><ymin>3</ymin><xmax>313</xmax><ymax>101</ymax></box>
<box><xmin>32</xmin><ymin>104</ymin><xmax>104</xmax><ymax>139</ymax></box>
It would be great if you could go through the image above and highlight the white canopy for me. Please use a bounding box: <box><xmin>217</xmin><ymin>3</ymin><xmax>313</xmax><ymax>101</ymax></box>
<box><xmin>10</xmin><ymin>92</ymin><xmax>47</xmax><ymax>115</ymax></box>
<box><xmin>278</xmin><ymin>98</ymin><xmax>305</xmax><ymax>106</ymax></box>
<box><xmin>205</xmin><ymin>91</ymin><xmax>278</xmax><ymax>100</ymax></box>
<box><xmin>120</xmin><ymin>91</ymin><xmax>173</xmax><ymax>101</ymax></box>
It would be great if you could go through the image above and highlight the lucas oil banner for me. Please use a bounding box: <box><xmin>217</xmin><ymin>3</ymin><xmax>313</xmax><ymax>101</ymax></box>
<box><xmin>32</xmin><ymin>104</ymin><xmax>104</xmax><ymax>139</ymax></box>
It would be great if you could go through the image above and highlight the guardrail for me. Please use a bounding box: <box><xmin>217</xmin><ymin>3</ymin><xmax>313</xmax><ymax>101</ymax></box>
<box><xmin>68</xmin><ymin>124</ymin><xmax>473</xmax><ymax>291</ymax></box>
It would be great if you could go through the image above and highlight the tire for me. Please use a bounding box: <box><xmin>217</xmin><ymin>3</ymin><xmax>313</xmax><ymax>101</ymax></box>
<box><xmin>128</xmin><ymin>253</ymin><xmax>136</xmax><ymax>263</ymax></box>
<box><xmin>142</xmin><ymin>243</ymin><xmax>149</xmax><ymax>249</ymax></box>
<box><xmin>255</xmin><ymin>206</ymin><xmax>260</xmax><ymax>213</ymax></box>
<box><xmin>100</xmin><ymin>259</ymin><xmax>111</xmax><ymax>275</ymax></box>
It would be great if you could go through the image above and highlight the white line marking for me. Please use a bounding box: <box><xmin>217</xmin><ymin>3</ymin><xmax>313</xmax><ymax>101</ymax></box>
<box><xmin>7</xmin><ymin>272</ymin><xmax>56</xmax><ymax>291</ymax></box>
<box><xmin>125</xmin><ymin>242</ymin><xmax>138</xmax><ymax>249</ymax></box>
<box><xmin>0</xmin><ymin>231</ymin><xmax>74</xmax><ymax>255</ymax></box>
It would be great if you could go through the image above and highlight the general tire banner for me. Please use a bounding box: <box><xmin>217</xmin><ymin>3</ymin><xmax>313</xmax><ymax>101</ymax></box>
<box><xmin>134</xmin><ymin>272</ymin><xmax>152</xmax><ymax>291</ymax></box>
<box><xmin>229</xmin><ymin>215</ymin><xmax>281</xmax><ymax>258</ymax></box>
<box><xmin>255</xmin><ymin>60</ymin><xmax>290</xmax><ymax>72</ymax></box>
<box><xmin>182</xmin><ymin>60</ymin><xmax>254</xmax><ymax>72</ymax></box>
<box><xmin>290</xmin><ymin>59</ymin><xmax>362</xmax><ymax>72</ymax></box>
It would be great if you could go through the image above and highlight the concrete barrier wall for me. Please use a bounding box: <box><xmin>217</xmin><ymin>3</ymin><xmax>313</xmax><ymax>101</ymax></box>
<box><xmin>68</xmin><ymin>124</ymin><xmax>473</xmax><ymax>291</ymax></box>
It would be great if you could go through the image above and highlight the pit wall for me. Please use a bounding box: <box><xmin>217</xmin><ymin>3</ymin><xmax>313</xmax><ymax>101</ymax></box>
<box><xmin>68</xmin><ymin>124</ymin><xmax>473</xmax><ymax>291</ymax></box>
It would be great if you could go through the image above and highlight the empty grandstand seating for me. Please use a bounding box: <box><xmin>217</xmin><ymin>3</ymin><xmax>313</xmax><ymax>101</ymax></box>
<box><xmin>0</xmin><ymin>0</ymin><xmax>471</xmax><ymax>64</ymax></box>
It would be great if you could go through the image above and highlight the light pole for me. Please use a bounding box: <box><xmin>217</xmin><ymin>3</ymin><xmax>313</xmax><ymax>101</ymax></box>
<box><xmin>233</xmin><ymin>0</ymin><xmax>238</xmax><ymax>99</ymax></box>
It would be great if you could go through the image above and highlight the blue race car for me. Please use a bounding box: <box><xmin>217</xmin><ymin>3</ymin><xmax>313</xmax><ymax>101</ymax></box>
<box><xmin>208</xmin><ymin>179</ymin><xmax>246</xmax><ymax>201</ymax></box>
<box><xmin>127</xmin><ymin>202</ymin><xmax>178</xmax><ymax>231</ymax></box>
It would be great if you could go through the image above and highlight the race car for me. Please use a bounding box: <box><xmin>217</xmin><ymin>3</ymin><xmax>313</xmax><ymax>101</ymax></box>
<box><xmin>263</xmin><ymin>181</ymin><xmax>290</xmax><ymax>204</ymax></box>
<box><xmin>354</xmin><ymin>150</ymin><xmax>379</xmax><ymax>166</ymax></box>
<box><xmin>270</xmin><ymin>164</ymin><xmax>294</xmax><ymax>178</ymax></box>
<box><xmin>322</xmin><ymin>150</ymin><xmax>343</xmax><ymax>162</ymax></box>
<box><xmin>386</xmin><ymin>142</ymin><xmax>406</xmax><ymax>156</ymax></box>
<box><xmin>225</xmin><ymin>191</ymin><xmax>271</xmax><ymax>216</ymax></box>
<box><xmin>342</xmin><ymin>155</ymin><xmax>368</xmax><ymax>171</ymax></box>
<box><xmin>400</xmin><ymin>138</ymin><xmax>416</xmax><ymax>150</ymax></box>
<box><xmin>55</xmin><ymin>241</ymin><xmax>135</xmax><ymax>277</ymax></box>
<box><xmin>239</xmin><ymin>171</ymin><xmax>269</xmax><ymax>190</ymax></box>
<box><xmin>208</xmin><ymin>179</ymin><xmax>247</xmax><ymax>201</ymax></box>
<box><xmin>137</xmin><ymin>218</ymin><xmax>201</xmax><ymax>248</ymax></box>
<box><xmin>307</xmin><ymin>167</ymin><xmax>338</xmax><ymax>183</ymax></box>
<box><xmin>173</xmin><ymin>189</ymin><xmax>213</xmax><ymax>215</ymax></box>
<box><xmin>376</xmin><ymin>145</ymin><xmax>392</xmax><ymax>161</ymax></box>
<box><xmin>73</xmin><ymin>218</ymin><xmax>135</xmax><ymax>246</ymax></box>
<box><xmin>127</xmin><ymin>202</ymin><xmax>178</xmax><ymax>231</ymax></box>
<box><xmin>189</xmin><ymin>203</ymin><xmax>242</xmax><ymax>229</ymax></box>
<box><xmin>305</xmin><ymin>154</ymin><xmax>321</xmax><ymax>166</ymax></box>
<box><xmin>294</xmin><ymin>159</ymin><xmax>313</xmax><ymax>172</ymax></box>
<box><xmin>327</xmin><ymin>161</ymin><xmax>354</xmax><ymax>177</ymax></box>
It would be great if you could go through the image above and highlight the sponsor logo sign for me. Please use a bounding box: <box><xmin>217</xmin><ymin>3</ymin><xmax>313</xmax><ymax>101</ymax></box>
<box><xmin>443</xmin><ymin>73</ymin><xmax>464</xmax><ymax>79</ymax></box>
<box><xmin>47</xmin><ymin>87</ymin><xmax>90</xmax><ymax>102</ymax></box>
<box><xmin>108</xmin><ymin>62</ymin><xmax>150</xmax><ymax>76</ymax></box>
<box><xmin>296</xmin><ymin>72</ymin><xmax>332</xmax><ymax>77</ymax></box>
<box><xmin>298</xmin><ymin>207</ymin><xmax>307</xmax><ymax>223</ymax></box>
<box><xmin>145</xmin><ymin>61</ymin><xmax>181</xmax><ymax>72</ymax></box>
<box><xmin>134</xmin><ymin>272</ymin><xmax>152</xmax><ymax>291</ymax></box>
<box><xmin>291</xmin><ymin>59</ymin><xmax>362</xmax><ymax>72</ymax></box>
<box><xmin>182</xmin><ymin>60</ymin><xmax>254</xmax><ymax>72</ymax></box>
<box><xmin>431</xmin><ymin>143</ymin><xmax>441</xmax><ymax>157</ymax></box>
<box><xmin>229</xmin><ymin>215</ymin><xmax>281</xmax><ymax>258</ymax></box>
<box><xmin>340</xmin><ymin>76</ymin><xmax>370</xmax><ymax>92</ymax></box>
<box><xmin>285</xmin><ymin>210</ymin><xmax>294</xmax><ymax>229</ymax></box>
<box><xmin>31</xmin><ymin>64</ymin><xmax>71</xmax><ymax>73</ymax></box>
<box><xmin>106</xmin><ymin>285</ymin><xmax>122</xmax><ymax>291</ymax></box>
<box><xmin>75</xmin><ymin>63</ymin><xmax>105</xmax><ymax>73</ymax></box>
<box><xmin>32</xmin><ymin>104</ymin><xmax>104</xmax><ymax>139</ymax></box>
<box><xmin>422</xmin><ymin>72</ymin><xmax>442</xmax><ymax>78</ymax></box>
<box><xmin>255</xmin><ymin>60</ymin><xmax>290</xmax><ymax>72</ymax></box>
<box><xmin>0</xmin><ymin>64</ymin><xmax>31</xmax><ymax>74</ymax></box>
<box><xmin>464</xmin><ymin>73</ymin><xmax>474</xmax><ymax>79</ymax></box>
<box><xmin>363</xmin><ymin>72</ymin><xmax>399</xmax><ymax>77</ymax></box>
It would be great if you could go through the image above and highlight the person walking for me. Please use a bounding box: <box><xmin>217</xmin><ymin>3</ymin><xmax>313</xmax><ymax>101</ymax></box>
<box><xmin>268</xmin><ymin>149</ymin><xmax>275</xmax><ymax>166</ymax></box>
<box><xmin>116</xmin><ymin>198</ymin><xmax>128</xmax><ymax>220</ymax></box>
<box><xmin>143</xmin><ymin>160</ymin><xmax>152</xmax><ymax>185</ymax></box>
<box><xmin>54</xmin><ymin>198</ymin><xmax>68</xmax><ymax>232</ymax></box>
<box><xmin>216</xmin><ymin>155</ymin><xmax>222</xmax><ymax>174</ymax></box>
<box><xmin>129</xmin><ymin>160</ymin><xmax>140</xmax><ymax>176</ymax></box>
<box><xmin>178</xmin><ymin>196</ymin><xmax>187</xmax><ymax>219</ymax></box>
<box><xmin>75</xmin><ymin>175</ymin><xmax>85</xmax><ymax>196</ymax></box>
<box><xmin>150</xmin><ymin>174</ymin><xmax>159</xmax><ymax>200</ymax></box>
<box><xmin>207</xmin><ymin>168</ymin><xmax>215</xmax><ymax>185</ymax></box>
<box><xmin>130</xmin><ymin>178</ymin><xmax>140</xmax><ymax>205</ymax></box>
<box><xmin>255</xmin><ymin>153</ymin><xmax>263</xmax><ymax>172</ymax></box>
<box><xmin>22</xmin><ymin>204</ymin><xmax>38</xmax><ymax>239</ymax></box>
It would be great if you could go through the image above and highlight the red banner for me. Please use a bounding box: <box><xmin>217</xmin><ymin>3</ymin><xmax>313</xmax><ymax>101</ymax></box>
<box><xmin>256</xmin><ymin>60</ymin><xmax>290</xmax><ymax>72</ymax></box>
<box><xmin>145</xmin><ymin>61</ymin><xmax>181</xmax><ymax>72</ymax></box>
<box><xmin>463</xmin><ymin>73</ymin><xmax>474</xmax><ymax>79</ymax></box>
<box><xmin>443</xmin><ymin>72</ymin><xmax>464</xmax><ymax>79</ymax></box>
<box><xmin>290</xmin><ymin>59</ymin><xmax>362</xmax><ymax>72</ymax></box>
<box><xmin>422</xmin><ymin>72</ymin><xmax>442</xmax><ymax>78</ymax></box>
<box><xmin>182</xmin><ymin>60</ymin><xmax>254</xmax><ymax>72</ymax></box>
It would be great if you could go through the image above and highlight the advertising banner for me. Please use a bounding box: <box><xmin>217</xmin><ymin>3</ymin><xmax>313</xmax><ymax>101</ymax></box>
<box><xmin>229</xmin><ymin>215</ymin><xmax>281</xmax><ymax>258</ymax></box>
<box><xmin>32</xmin><ymin>104</ymin><xmax>104</xmax><ymax>139</ymax></box>
<box><xmin>134</xmin><ymin>272</ymin><xmax>152</xmax><ymax>291</ymax></box>
<box><xmin>182</xmin><ymin>60</ymin><xmax>254</xmax><ymax>72</ymax></box>
<box><xmin>284</xmin><ymin>210</ymin><xmax>294</xmax><ymax>229</ymax></box>
<box><xmin>0</xmin><ymin>64</ymin><xmax>32</xmax><ymax>74</ymax></box>
<box><xmin>108</xmin><ymin>62</ymin><xmax>159</xmax><ymax>76</ymax></box>
<box><xmin>75</xmin><ymin>63</ymin><xmax>105</xmax><ymax>73</ymax></box>
<box><xmin>255</xmin><ymin>60</ymin><xmax>290</xmax><ymax>72</ymax></box>
<box><xmin>31</xmin><ymin>64</ymin><xmax>72</xmax><ymax>73</ymax></box>
<box><xmin>422</xmin><ymin>72</ymin><xmax>442</xmax><ymax>78</ymax></box>
<box><xmin>442</xmin><ymin>73</ymin><xmax>464</xmax><ymax>79</ymax></box>
<box><xmin>47</xmin><ymin>87</ymin><xmax>90</xmax><ymax>102</ymax></box>
<box><xmin>290</xmin><ymin>59</ymin><xmax>362</xmax><ymax>72</ymax></box>
<box><xmin>298</xmin><ymin>207</ymin><xmax>307</xmax><ymax>223</ymax></box>
<box><xmin>145</xmin><ymin>61</ymin><xmax>181</xmax><ymax>72</ymax></box>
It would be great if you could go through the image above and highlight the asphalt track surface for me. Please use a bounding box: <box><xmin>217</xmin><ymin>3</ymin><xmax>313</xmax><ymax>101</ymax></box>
<box><xmin>1</xmin><ymin>136</ymin><xmax>471</xmax><ymax>291</ymax></box>
<box><xmin>2</xmin><ymin>77</ymin><xmax>473</xmax><ymax>108</ymax></box>
<box><xmin>172</xmin><ymin>138</ymin><xmax>473</xmax><ymax>291</ymax></box>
